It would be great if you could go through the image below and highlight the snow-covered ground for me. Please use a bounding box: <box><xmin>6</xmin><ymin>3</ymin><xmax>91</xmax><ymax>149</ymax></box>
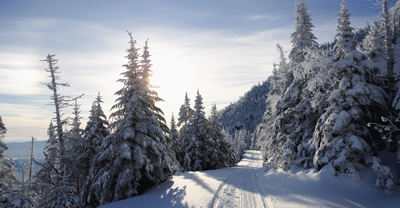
<box><xmin>101</xmin><ymin>150</ymin><xmax>400</xmax><ymax>208</ymax></box>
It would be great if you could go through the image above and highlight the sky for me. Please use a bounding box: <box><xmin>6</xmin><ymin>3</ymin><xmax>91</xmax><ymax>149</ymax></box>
<box><xmin>0</xmin><ymin>0</ymin><xmax>385</xmax><ymax>142</ymax></box>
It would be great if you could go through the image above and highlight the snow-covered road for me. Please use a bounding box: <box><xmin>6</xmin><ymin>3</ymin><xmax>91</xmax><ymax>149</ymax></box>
<box><xmin>210</xmin><ymin>151</ymin><xmax>270</xmax><ymax>208</ymax></box>
<box><xmin>101</xmin><ymin>150</ymin><xmax>400</xmax><ymax>208</ymax></box>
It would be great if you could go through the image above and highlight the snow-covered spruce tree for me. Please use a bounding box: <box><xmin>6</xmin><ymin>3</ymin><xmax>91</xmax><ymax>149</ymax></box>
<box><xmin>375</xmin><ymin>0</ymin><xmax>398</xmax><ymax>153</ymax></box>
<box><xmin>40</xmin><ymin>174</ymin><xmax>77</xmax><ymax>208</ymax></box>
<box><xmin>262</xmin><ymin>1</ymin><xmax>319</xmax><ymax>169</ymax></box>
<box><xmin>371</xmin><ymin>156</ymin><xmax>397</xmax><ymax>191</ymax></box>
<box><xmin>232</xmin><ymin>129</ymin><xmax>247</xmax><ymax>162</ymax></box>
<box><xmin>209</xmin><ymin>103</ymin><xmax>236</xmax><ymax>167</ymax></box>
<box><xmin>361</xmin><ymin>21</ymin><xmax>385</xmax><ymax>61</ymax></box>
<box><xmin>263</xmin><ymin>39</ymin><xmax>349</xmax><ymax>170</ymax></box>
<box><xmin>36</xmin><ymin>123</ymin><xmax>78</xmax><ymax>207</ymax></box>
<box><xmin>0</xmin><ymin>116</ymin><xmax>17</xmax><ymax>205</ymax></box>
<box><xmin>180</xmin><ymin>91</ymin><xmax>235</xmax><ymax>170</ymax></box>
<box><xmin>335</xmin><ymin>0</ymin><xmax>357</xmax><ymax>60</ymax></box>
<box><xmin>65</xmin><ymin>95</ymin><xmax>85</xmax><ymax>196</ymax></box>
<box><xmin>307</xmin><ymin>2</ymin><xmax>388</xmax><ymax>178</ymax></box>
<box><xmin>288</xmin><ymin>0</ymin><xmax>318</xmax><ymax>63</ymax></box>
<box><xmin>3</xmin><ymin>166</ymin><xmax>38</xmax><ymax>208</ymax></box>
<box><xmin>82</xmin><ymin>33</ymin><xmax>177</xmax><ymax>207</ymax></box>
<box><xmin>257</xmin><ymin>46</ymin><xmax>290</xmax><ymax>158</ymax></box>
<box><xmin>169</xmin><ymin>113</ymin><xmax>182</xmax><ymax>164</ymax></box>
<box><xmin>177</xmin><ymin>92</ymin><xmax>193</xmax><ymax>127</ymax></box>
<box><xmin>180</xmin><ymin>90</ymin><xmax>212</xmax><ymax>171</ymax></box>
<box><xmin>34</xmin><ymin>122</ymin><xmax>58</xmax><ymax>199</ymax></box>
<box><xmin>80</xmin><ymin>92</ymin><xmax>110</xmax><ymax>188</ymax></box>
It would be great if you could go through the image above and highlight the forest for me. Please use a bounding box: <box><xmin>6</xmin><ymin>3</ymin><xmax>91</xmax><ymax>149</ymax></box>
<box><xmin>1</xmin><ymin>0</ymin><xmax>400</xmax><ymax>207</ymax></box>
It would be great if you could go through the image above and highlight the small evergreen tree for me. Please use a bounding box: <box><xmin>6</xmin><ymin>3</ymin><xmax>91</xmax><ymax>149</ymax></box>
<box><xmin>362</xmin><ymin>22</ymin><xmax>385</xmax><ymax>60</ymax></box>
<box><xmin>169</xmin><ymin>113</ymin><xmax>181</xmax><ymax>164</ymax></box>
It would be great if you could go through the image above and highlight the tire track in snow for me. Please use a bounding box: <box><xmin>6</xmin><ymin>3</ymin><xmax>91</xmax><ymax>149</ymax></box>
<box><xmin>210</xmin><ymin>151</ymin><xmax>271</xmax><ymax>208</ymax></box>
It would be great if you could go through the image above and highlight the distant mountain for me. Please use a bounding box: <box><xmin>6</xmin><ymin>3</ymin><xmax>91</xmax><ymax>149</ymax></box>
<box><xmin>218</xmin><ymin>79</ymin><xmax>271</xmax><ymax>136</ymax></box>
<box><xmin>6</xmin><ymin>140</ymin><xmax>47</xmax><ymax>159</ymax></box>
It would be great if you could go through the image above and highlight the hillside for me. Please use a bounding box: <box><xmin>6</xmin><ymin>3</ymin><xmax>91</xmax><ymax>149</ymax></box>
<box><xmin>218</xmin><ymin>79</ymin><xmax>271</xmax><ymax>136</ymax></box>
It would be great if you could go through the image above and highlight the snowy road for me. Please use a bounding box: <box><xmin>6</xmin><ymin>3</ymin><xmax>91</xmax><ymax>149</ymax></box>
<box><xmin>210</xmin><ymin>151</ymin><xmax>272</xmax><ymax>208</ymax></box>
<box><xmin>101</xmin><ymin>150</ymin><xmax>400</xmax><ymax>208</ymax></box>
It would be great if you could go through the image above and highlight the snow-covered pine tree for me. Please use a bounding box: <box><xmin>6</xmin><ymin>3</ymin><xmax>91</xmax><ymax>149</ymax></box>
<box><xmin>374</xmin><ymin>0</ymin><xmax>398</xmax><ymax>153</ymax></box>
<box><xmin>263</xmin><ymin>1</ymin><xmax>320</xmax><ymax>169</ymax></box>
<box><xmin>209</xmin><ymin>103</ymin><xmax>236</xmax><ymax>167</ymax></box>
<box><xmin>371</xmin><ymin>156</ymin><xmax>397</xmax><ymax>191</ymax></box>
<box><xmin>232</xmin><ymin>129</ymin><xmax>247</xmax><ymax>162</ymax></box>
<box><xmin>2</xmin><ymin>166</ymin><xmax>38</xmax><ymax>208</ymax></box>
<box><xmin>177</xmin><ymin>93</ymin><xmax>193</xmax><ymax>127</ymax></box>
<box><xmin>36</xmin><ymin>121</ymin><xmax>77</xmax><ymax>208</ymax></box>
<box><xmin>169</xmin><ymin>113</ymin><xmax>182</xmax><ymax>164</ymax></box>
<box><xmin>180</xmin><ymin>90</ymin><xmax>212</xmax><ymax>171</ymax></box>
<box><xmin>257</xmin><ymin>46</ymin><xmax>291</xmax><ymax>160</ymax></box>
<box><xmin>40</xmin><ymin>174</ymin><xmax>77</xmax><ymax>208</ymax></box>
<box><xmin>289</xmin><ymin>0</ymin><xmax>318</xmax><ymax>63</ymax></box>
<box><xmin>361</xmin><ymin>22</ymin><xmax>385</xmax><ymax>60</ymax></box>
<box><xmin>0</xmin><ymin>116</ymin><xmax>17</xmax><ymax>205</ymax></box>
<box><xmin>308</xmin><ymin>2</ymin><xmax>387</xmax><ymax>178</ymax></box>
<box><xmin>80</xmin><ymin>92</ymin><xmax>110</xmax><ymax>190</ymax></box>
<box><xmin>82</xmin><ymin>32</ymin><xmax>177</xmax><ymax>207</ymax></box>
<box><xmin>180</xmin><ymin>91</ymin><xmax>234</xmax><ymax>170</ymax></box>
<box><xmin>34</xmin><ymin>121</ymin><xmax>58</xmax><ymax>201</ymax></box>
<box><xmin>335</xmin><ymin>0</ymin><xmax>357</xmax><ymax>60</ymax></box>
<box><xmin>65</xmin><ymin>95</ymin><xmax>85</xmax><ymax>196</ymax></box>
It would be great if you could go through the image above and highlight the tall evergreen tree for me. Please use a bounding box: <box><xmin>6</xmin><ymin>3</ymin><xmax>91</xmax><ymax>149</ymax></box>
<box><xmin>80</xmin><ymin>92</ymin><xmax>110</xmax><ymax>183</ymax></box>
<box><xmin>289</xmin><ymin>0</ymin><xmax>318</xmax><ymax>63</ymax></box>
<box><xmin>180</xmin><ymin>90</ymin><xmax>210</xmax><ymax>171</ymax></box>
<box><xmin>335</xmin><ymin>0</ymin><xmax>356</xmax><ymax>59</ymax></box>
<box><xmin>82</xmin><ymin>32</ymin><xmax>177</xmax><ymax>207</ymax></box>
<box><xmin>66</xmin><ymin>95</ymin><xmax>84</xmax><ymax>197</ymax></box>
<box><xmin>375</xmin><ymin>0</ymin><xmax>398</xmax><ymax>152</ymax></box>
<box><xmin>177</xmin><ymin>93</ymin><xmax>193</xmax><ymax>127</ymax></box>
<box><xmin>209</xmin><ymin>103</ymin><xmax>236</xmax><ymax>167</ymax></box>
<box><xmin>308</xmin><ymin>3</ymin><xmax>387</xmax><ymax>178</ymax></box>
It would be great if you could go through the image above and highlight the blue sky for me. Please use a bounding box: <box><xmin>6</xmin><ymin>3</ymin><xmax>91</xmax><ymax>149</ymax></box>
<box><xmin>0</xmin><ymin>0</ymin><xmax>384</xmax><ymax>142</ymax></box>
